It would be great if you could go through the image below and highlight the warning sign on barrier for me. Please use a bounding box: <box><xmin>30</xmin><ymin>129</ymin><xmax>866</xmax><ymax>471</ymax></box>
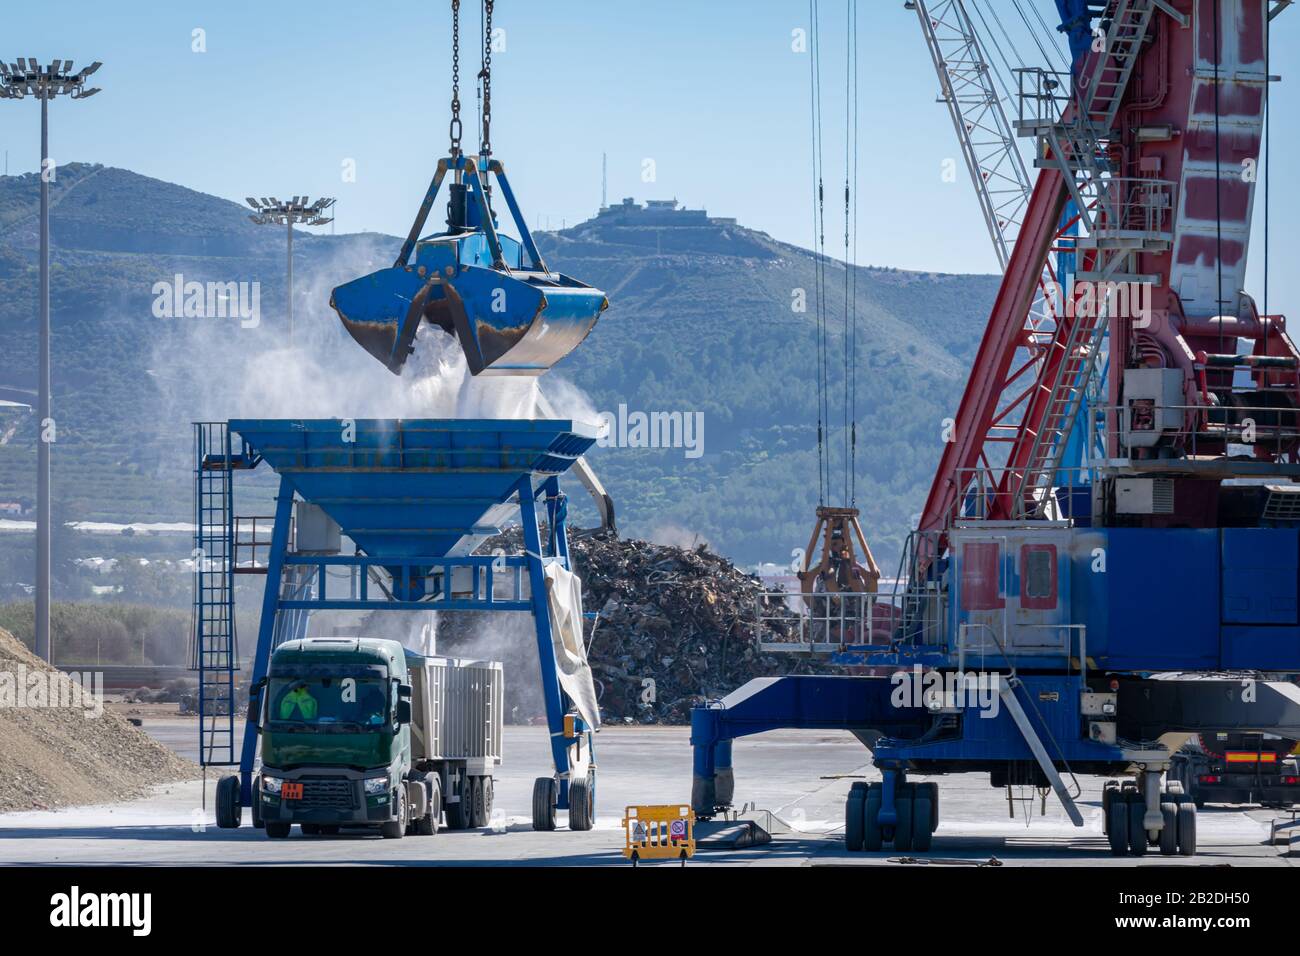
<box><xmin>622</xmin><ymin>805</ymin><xmax>695</xmax><ymax>865</ymax></box>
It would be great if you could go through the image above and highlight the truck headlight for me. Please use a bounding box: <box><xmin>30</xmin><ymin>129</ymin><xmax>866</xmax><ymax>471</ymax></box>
<box><xmin>262</xmin><ymin>775</ymin><xmax>282</xmax><ymax>795</ymax></box>
<box><xmin>364</xmin><ymin>776</ymin><xmax>389</xmax><ymax>795</ymax></box>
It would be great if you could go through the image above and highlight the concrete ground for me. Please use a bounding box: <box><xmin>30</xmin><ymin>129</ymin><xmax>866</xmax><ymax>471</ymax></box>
<box><xmin>0</xmin><ymin>721</ymin><xmax>1293</xmax><ymax>866</ymax></box>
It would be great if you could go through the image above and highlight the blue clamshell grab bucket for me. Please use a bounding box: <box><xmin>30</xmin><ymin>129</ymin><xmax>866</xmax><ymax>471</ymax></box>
<box><xmin>330</xmin><ymin>155</ymin><xmax>608</xmax><ymax>377</ymax></box>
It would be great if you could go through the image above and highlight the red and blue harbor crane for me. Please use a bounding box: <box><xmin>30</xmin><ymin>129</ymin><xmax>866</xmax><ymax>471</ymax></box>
<box><xmin>691</xmin><ymin>0</ymin><xmax>1300</xmax><ymax>857</ymax></box>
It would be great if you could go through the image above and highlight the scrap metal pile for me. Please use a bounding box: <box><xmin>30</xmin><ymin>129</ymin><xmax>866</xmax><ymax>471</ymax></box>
<box><xmin>443</xmin><ymin>529</ymin><xmax>831</xmax><ymax>724</ymax></box>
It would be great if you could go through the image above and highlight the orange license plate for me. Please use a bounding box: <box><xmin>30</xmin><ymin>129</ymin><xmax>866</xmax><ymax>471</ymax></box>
<box><xmin>282</xmin><ymin>782</ymin><xmax>304</xmax><ymax>800</ymax></box>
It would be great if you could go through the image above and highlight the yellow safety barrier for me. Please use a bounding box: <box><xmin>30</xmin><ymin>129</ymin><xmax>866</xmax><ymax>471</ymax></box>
<box><xmin>622</xmin><ymin>805</ymin><xmax>695</xmax><ymax>866</ymax></box>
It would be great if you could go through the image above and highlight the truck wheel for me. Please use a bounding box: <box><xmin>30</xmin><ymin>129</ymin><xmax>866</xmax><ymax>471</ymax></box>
<box><xmin>1176</xmin><ymin>802</ymin><xmax>1197</xmax><ymax>856</ymax></box>
<box><xmin>470</xmin><ymin>776</ymin><xmax>488</xmax><ymax>828</ymax></box>
<box><xmin>532</xmin><ymin>777</ymin><xmax>558</xmax><ymax>831</ymax></box>
<box><xmin>864</xmin><ymin>784</ymin><xmax>883</xmax><ymax>851</ymax></box>
<box><xmin>481</xmin><ymin>776</ymin><xmax>494</xmax><ymax>820</ymax></box>
<box><xmin>381</xmin><ymin>790</ymin><xmax>407</xmax><ymax>839</ymax></box>
<box><xmin>1127</xmin><ymin>794</ymin><xmax>1149</xmax><ymax>857</ymax></box>
<box><xmin>251</xmin><ymin>778</ymin><xmax>264</xmax><ymax>830</ymax></box>
<box><xmin>1106</xmin><ymin>795</ymin><xmax>1129</xmax><ymax>856</ymax></box>
<box><xmin>446</xmin><ymin>777</ymin><xmax>474</xmax><ymax>830</ymax></box>
<box><xmin>568</xmin><ymin>777</ymin><xmax>595</xmax><ymax>832</ymax></box>
<box><xmin>1158</xmin><ymin>803</ymin><xmax>1178</xmax><ymax>856</ymax></box>
<box><xmin>893</xmin><ymin>786</ymin><xmax>915</xmax><ymax>852</ymax></box>
<box><xmin>215</xmin><ymin>775</ymin><xmax>242</xmax><ymax>829</ymax></box>
<box><xmin>416</xmin><ymin>779</ymin><xmax>440</xmax><ymax>836</ymax></box>
<box><xmin>845</xmin><ymin>783</ymin><xmax>867</xmax><ymax>852</ymax></box>
<box><xmin>265</xmin><ymin>822</ymin><xmax>290</xmax><ymax>839</ymax></box>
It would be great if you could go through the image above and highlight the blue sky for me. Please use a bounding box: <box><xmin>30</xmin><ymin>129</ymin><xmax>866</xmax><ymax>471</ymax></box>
<box><xmin>1</xmin><ymin>0</ymin><xmax>1296</xmax><ymax>303</ymax></box>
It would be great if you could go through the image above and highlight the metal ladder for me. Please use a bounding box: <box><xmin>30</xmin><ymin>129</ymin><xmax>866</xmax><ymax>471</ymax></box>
<box><xmin>1081</xmin><ymin>0</ymin><xmax>1158</xmax><ymax>132</ymax></box>
<box><xmin>896</xmin><ymin>530</ymin><xmax>942</xmax><ymax>641</ymax></box>
<box><xmin>1012</xmin><ymin>254</ymin><xmax>1129</xmax><ymax>516</ymax></box>
<box><xmin>192</xmin><ymin>423</ymin><xmax>238</xmax><ymax>766</ymax></box>
<box><xmin>1039</xmin><ymin>120</ymin><xmax>1111</xmax><ymax>233</ymax></box>
<box><xmin>1029</xmin><ymin>0</ymin><xmax>1158</xmax><ymax>232</ymax></box>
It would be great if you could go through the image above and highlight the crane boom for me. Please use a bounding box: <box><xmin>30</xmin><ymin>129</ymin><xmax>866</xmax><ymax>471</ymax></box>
<box><xmin>910</xmin><ymin>0</ymin><xmax>1033</xmax><ymax>269</ymax></box>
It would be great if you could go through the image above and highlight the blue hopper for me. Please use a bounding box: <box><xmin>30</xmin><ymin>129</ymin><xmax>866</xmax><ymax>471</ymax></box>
<box><xmin>229</xmin><ymin>417</ymin><xmax>598</xmax><ymax>564</ymax></box>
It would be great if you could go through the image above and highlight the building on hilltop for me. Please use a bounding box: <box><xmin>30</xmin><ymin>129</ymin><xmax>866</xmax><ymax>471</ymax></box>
<box><xmin>591</xmin><ymin>197</ymin><xmax>734</xmax><ymax>228</ymax></box>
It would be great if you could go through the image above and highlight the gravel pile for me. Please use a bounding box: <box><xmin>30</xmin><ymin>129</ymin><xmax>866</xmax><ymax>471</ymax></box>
<box><xmin>0</xmin><ymin>627</ymin><xmax>197</xmax><ymax>813</ymax></box>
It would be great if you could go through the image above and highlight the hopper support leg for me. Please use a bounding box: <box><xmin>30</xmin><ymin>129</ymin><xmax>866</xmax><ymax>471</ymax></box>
<box><xmin>238</xmin><ymin>478</ymin><xmax>294</xmax><ymax>806</ymax></box>
<box><xmin>519</xmin><ymin>476</ymin><xmax>594</xmax><ymax>811</ymax></box>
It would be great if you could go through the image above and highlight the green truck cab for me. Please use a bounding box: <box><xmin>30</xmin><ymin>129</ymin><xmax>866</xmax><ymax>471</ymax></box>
<box><xmin>248</xmin><ymin>637</ymin><xmax>503</xmax><ymax>839</ymax></box>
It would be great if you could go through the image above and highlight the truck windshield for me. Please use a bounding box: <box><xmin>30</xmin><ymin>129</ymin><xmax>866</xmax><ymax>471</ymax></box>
<box><xmin>268</xmin><ymin>676</ymin><xmax>389</xmax><ymax>729</ymax></box>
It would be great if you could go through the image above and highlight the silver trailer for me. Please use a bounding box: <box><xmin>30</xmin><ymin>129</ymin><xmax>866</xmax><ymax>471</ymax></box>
<box><xmin>408</xmin><ymin>655</ymin><xmax>504</xmax><ymax>830</ymax></box>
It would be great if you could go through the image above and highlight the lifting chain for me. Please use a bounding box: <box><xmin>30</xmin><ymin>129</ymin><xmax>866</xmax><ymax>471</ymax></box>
<box><xmin>449</xmin><ymin>0</ymin><xmax>462</xmax><ymax>157</ymax></box>
<box><xmin>480</xmin><ymin>0</ymin><xmax>493</xmax><ymax>156</ymax></box>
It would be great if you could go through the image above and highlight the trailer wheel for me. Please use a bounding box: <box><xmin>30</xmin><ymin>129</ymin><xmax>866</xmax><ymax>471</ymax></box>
<box><xmin>1106</xmin><ymin>795</ymin><xmax>1129</xmax><ymax>856</ymax></box>
<box><xmin>893</xmin><ymin>785</ymin><xmax>915</xmax><ymax>852</ymax></box>
<box><xmin>912</xmin><ymin>794</ymin><xmax>934</xmax><ymax>852</ymax></box>
<box><xmin>1176</xmin><ymin>801</ymin><xmax>1197</xmax><ymax>856</ymax></box>
<box><xmin>470</xmin><ymin>776</ymin><xmax>489</xmax><ymax>828</ymax></box>
<box><xmin>864</xmin><ymin>784</ymin><xmax>883</xmax><ymax>851</ymax></box>
<box><xmin>532</xmin><ymin>776</ymin><xmax>558</xmax><ymax>832</ymax></box>
<box><xmin>416</xmin><ymin>778</ymin><xmax>440</xmax><ymax>835</ymax></box>
<box><xmin>215</xmin><ymin>774</ymin><xmax>242</xmax><ymax>829</ymax></box>
<box><xmin>265</xmin><ymin>822</ymin><xmax>290</xmax><ymax>839</ymax></box>
<box><xmin>1127</xmin><ymin>794</ymin><xmax>1149</xmax><ymax>856</ymax></box>
<box><xmin>481</xmin><ymin>776</ymin><xmax>494</xmax><ymax>821</ymax></box>
<box><xmin>569</xmin><ymin>776</ymin><xmax>595</xmax><ymax>832</ymax></box>
<box><xmin>845</xmin><ymin>783</ymin><xmax>867</xmax><ymax>852</ymax></box>
<box><xmin>381</xmin><ymin>790</ymin><xmax>407</xmax><ymax>839</ymax></box>
<box><xmin>1158</xmin><ymin>802</ymin><xmax>1178</xmax><ymax>856</ymax></box>
<box><xmin>446</xmin><ymin>776</ymin><xmax>474</xmax><ymax>830</ymax></box>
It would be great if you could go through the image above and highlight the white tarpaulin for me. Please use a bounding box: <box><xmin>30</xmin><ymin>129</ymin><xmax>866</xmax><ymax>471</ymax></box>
<box><xmin>543</xmin><ymin>561</ymin><xmax>602</xmax><ymax>730</ymax></box>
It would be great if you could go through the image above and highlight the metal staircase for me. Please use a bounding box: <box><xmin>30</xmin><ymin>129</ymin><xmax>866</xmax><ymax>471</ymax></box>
<box><xmin>1016</xmin><ymin>0</ymin><xmax>1160</xmax><ymax>233</ymax></box>
<box><xmin>1002</xmin><ymin>0</ymin><xmax>1176</xmax><ymax>514</ymax></box>
<box><xmin>1038</xmin><ymin>119</ymin><xmax>1111</xmax><ymax>233</ymax></box>
<box><xmin>192</xmin><ymin>423</ymin><xmax>238</xmax><ymax>766</ymax></box>
<box><xmin>1081</xmin><ymin>0</ymin><xmax>1159</xmax><ymax>131</ymax></box>
<box><xmin>1012</xmin><ymin>254</ymin><xmax>1129</xmax><ymax>517</ymax></box>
